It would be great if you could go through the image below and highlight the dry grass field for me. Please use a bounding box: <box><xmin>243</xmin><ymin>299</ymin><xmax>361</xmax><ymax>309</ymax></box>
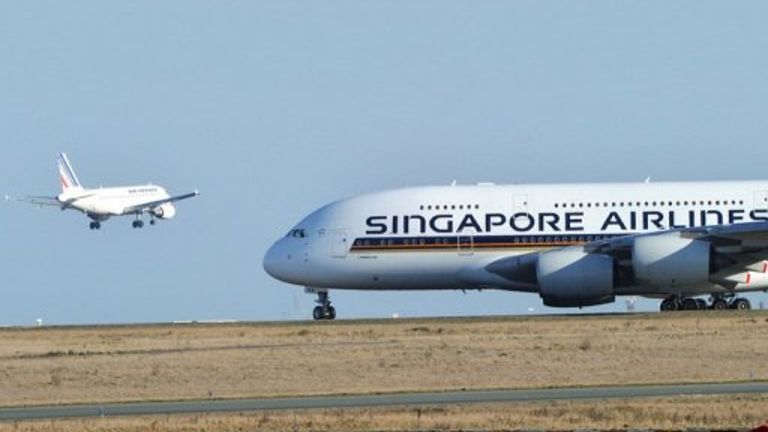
<box><xmin>0</xmin><ymin>311</ymin><xmax>766</xmax><ymax>408</ymax></box>
<box><xmin>1</xmin><ymin>395</ymin><xmax>767</xmax><ymax>431</ymax></box>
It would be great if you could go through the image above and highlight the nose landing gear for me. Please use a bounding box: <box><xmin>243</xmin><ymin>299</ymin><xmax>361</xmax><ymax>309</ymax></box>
<box><xmin>89</xmin><ymin>221</ymin><xmax>101</xmax><ymax>230</ymax></box>
<box><xmin>312</xmin><ymin>291</ymin><xmax>336</xmax><ymax>320</ymax></box>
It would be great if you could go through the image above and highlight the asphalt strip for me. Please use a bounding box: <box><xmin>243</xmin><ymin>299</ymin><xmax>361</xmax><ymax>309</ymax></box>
<box><xmin>1</xmin><ymin>382</ymin><xmax>767</xmax><ymax>421</ymax></box>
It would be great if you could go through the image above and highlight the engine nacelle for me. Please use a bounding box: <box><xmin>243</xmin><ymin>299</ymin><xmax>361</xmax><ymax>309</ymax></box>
<box><xmin>632</xmin><ymin>234</ymin><xmax>711</xmax><ymax>287</ymax></box>
<box><xmin>152</xmin><ymin>203</ymin><xmax>176</xmax><ymax>220</ymax></box>
<box><xmin>537</xmin><ymin>248</ymin><xmax>615</xmax><ymax>308</ymax></box>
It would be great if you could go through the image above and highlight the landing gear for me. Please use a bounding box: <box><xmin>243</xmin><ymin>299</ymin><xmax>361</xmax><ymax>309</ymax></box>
<box><xmin>312</xmin><ymin>291</ymin><xmax>336</xmax><ymax>320</ymax></box>
<box><xmin>89</xmin><ymin>221</ymin><xmax>101</xmax><ymax>230</ymax></box>
<box><xmin>681</xmin><ymin>298</ymin><xmax>699</xmax><ymax>311</ymax></box>
<box><xmin>660</xmin><ymin>297</ymin><xmax>679</xmax><ymax>311</ymax></box>
<box><xmin>661</xmin><ymin>295</ymin><xmax>753</xmax><ymax>311</ymax></box>
<box><xmin>711</xmin><ymin>294</ymin><xmax>751</xmax><ymax>310</ymax></box>
<box><xmin>132</xmin><ymin>220</ymin><xmax>144</xmax><ymax>229</ymax></box>
<box><xmin>732</xmin><ymin>297</ymin><xmax>751</xmax><ymax>310</ymax></box>
<box><xmin>711</xmin><ymin>297</ymin><xmax>729</xmax><ymax>310</ymax></box>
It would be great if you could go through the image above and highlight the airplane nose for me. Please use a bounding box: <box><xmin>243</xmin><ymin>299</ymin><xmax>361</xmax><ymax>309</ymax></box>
<box><xmin>263</xmin><ymin>239</ymin><xmax>292</xmax><ymax>282</ymax></box>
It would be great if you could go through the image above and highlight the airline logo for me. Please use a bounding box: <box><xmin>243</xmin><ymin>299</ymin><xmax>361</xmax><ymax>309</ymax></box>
<box><xmin>57</xmin><ymin>154</ymin><xmax>80</xmax><ymax>190</ymax></box>
<box><xmin>365</xmin><ymin>209</ymin><xmax>768</xmax><ymax>235</ymax></box>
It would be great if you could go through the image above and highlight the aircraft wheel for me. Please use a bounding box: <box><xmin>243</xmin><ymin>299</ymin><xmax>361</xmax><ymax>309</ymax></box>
<box><xmin>660</xmin><ymin>298</ymin><xmax>678</xmax><ymax>312</ymax></box>
<box><xmin>685</xmin><ymin>298</ymin><xmax>698</xmax><ymax>310</ymax></box>
<box><xmin>732</xmin><ymin>298</ymin><xmax>751</xmax><ymax>310</ymax></box>
<box><xmin>696</xmin><ymin>299</ymin><xmax>708</xmax><ymax>310</ymax></box>
<box><xmin>313</xmin><ymin>306</ymin><xmax>323</xmax><ymax>320</ymax></box>
<box><xmin>711</xmin><ymin>298</ymin><xmax>729</xmax><ymax>310</ymax></box>
<box><xmin>326</xmin><ymin>306</ymin><xmax>336</xmax><ymax>320</ymax></box>
<box><xmin>89</xmin><ymin>222</ymin><xmax>97</xmax><ymax>230</ymax></box>
<box><xmin>150</xmin><ymin>219</ymin><xmax>156</xmax><ymax>226</ymax></box>
<box><xmin>682</xmin><ymin>298</ymin><xmax>698</xmax><ymax>311</ymax></box>
<box><xmin>132</xmin><ymin>220</ymin><xmax>144</xmax><ymax>229</ymax></box>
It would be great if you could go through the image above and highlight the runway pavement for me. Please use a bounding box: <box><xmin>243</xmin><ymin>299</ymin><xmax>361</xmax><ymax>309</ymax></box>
<box><xmin>0</xmin><ymin>382</ymin><xmax>766</xmax><ymax>421</ymax></box>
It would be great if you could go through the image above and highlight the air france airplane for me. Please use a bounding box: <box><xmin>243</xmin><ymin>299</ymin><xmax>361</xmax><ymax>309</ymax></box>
<box><xmin>264</xmin><ymin>181</ymin><xmax>768</xmax><ymax>320</ymax></box>
<box><xmin>19</xmin><ymin>153</ymin><xmax>199</xmax><ymax>230</ymax></box>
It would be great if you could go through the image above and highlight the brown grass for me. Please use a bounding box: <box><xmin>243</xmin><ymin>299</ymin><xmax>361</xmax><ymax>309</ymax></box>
<box><xmin>0</xmin><ymin>312</ymin><xmax>766</xmax><ymax>408</ymax></box>
<box><xmin>2</xmin><ymin>395</ymin><xmax>767</xmax><ymax>431</ymax></box>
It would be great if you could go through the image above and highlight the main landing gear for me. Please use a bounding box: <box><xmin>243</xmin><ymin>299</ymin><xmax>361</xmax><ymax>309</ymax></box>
<box><xmin>660</xmin><ymin>294</ymin><xmax>751</xmax><ymax>311</ymax></box>
<box><xmin>312</xmin><ymin>291</ymin><xmax>336</xmax><ymax>320</ymax></box>
<box><xmin>132</xmin><ymin>220</ymin><xmax>144</xmax><ymax>229</ymax></box>
<box><xmin>89</xmin><ymin>221</ymin><xmax>101</xmax><ymax>230</ymax></box>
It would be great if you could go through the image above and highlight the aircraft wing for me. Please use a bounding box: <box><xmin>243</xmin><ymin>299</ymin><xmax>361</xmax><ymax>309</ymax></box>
<box><xmin>585</xmin><ymin>221</ymin><xmax>768</xmax><ymax>255</ymax></box>
<box><xmin>13</xmin><ymin>195</ymin><xmax>63</xmax><ymax>208</ymax></box>
<box><xmin>478</xmin><ymin>221</ymin><xmax>768</xmax><ymax>289</ymax></box>
<box><xmin>123</xmin><ymin>190</ymin><xmax>200</xmax><ymax>214</ymax></box>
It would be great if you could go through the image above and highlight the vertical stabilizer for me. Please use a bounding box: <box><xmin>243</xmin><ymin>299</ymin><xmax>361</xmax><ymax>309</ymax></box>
<box><xmin>57</xmin><ymin>153</ymin><xmax>83</xmax><ymax>192</ymax></box>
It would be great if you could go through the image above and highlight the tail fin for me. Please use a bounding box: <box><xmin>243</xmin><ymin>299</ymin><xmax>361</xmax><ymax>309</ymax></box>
<box><xmin>57</xmin><ymin>153</ymin><xmax>83</xmax><ymax>192</ymax></box>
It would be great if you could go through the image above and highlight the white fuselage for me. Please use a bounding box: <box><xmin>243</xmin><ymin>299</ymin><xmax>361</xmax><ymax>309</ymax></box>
<box><xmin>59</xmin><ymin>185</ymin><xmax>171</xmax><ymax>220</ymax></box>
<box><xmin>263</xmin><ymin>181</ymin><xmax>768</xmax><ymax>298</ymax></box>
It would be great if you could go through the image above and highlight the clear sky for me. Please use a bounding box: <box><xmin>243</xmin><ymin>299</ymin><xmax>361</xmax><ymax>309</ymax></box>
<box><xmin>1</xmin><ymin>1</ymin><xmax>767</xmax><ymax>325</ymax></box>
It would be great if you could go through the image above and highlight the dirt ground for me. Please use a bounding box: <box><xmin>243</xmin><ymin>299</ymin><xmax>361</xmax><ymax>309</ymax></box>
<box><xmin>1</xmin><ymin>395</ymin><xmax>767</xmax><ymax>431</ymax></box>
<box><xmin>0</xmin><ymin>311</ymin><xmax>766</xmax><ymax>408</ymax></box>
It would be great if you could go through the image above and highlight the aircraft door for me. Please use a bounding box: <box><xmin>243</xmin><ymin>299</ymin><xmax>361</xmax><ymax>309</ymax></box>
<box><xmin>332</xmin><ymin>231</ymin><xmax>348</xmax><ymax>258</ymax></box>
<box><xmin>754</xmin><ymin>191</ymin><xmax>768</xmax><ymax>210</ymax></box>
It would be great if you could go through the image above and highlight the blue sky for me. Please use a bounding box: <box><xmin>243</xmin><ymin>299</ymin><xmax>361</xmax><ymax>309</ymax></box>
<box><xmin>1</xmin><ymin>1</ymin><xmax>767</xmax><ymax>324</ymax></box>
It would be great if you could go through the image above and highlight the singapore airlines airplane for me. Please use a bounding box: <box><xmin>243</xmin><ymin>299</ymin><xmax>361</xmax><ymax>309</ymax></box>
<box><xmin>264</xmin><ymin>181</ymin><xmax>768</xmax><ymax>319</ymax></box>
<box><xmin>19</xmin><ymin>153</ymin><xmax>199</xmax><ymax>230</ymax></box>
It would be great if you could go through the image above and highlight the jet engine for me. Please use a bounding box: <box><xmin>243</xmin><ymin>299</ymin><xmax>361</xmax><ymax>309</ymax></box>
<box><xmin>152</xmin><ymin>203</ymin><xmax>176</xmax><ymax>220</ymax></box>
<box><xmin>536</xmin><ymin>248</ymin><xmax>615</xmax><ymax>307</ymax></box>
<box><xmin>632</xmin><ymin>234</ymin><xmax>712</xmax><ymax>287</ymax></box>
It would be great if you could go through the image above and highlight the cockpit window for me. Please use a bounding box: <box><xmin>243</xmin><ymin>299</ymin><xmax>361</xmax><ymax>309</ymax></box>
<box><xmin>286</xmin><ymin>229</ymin><xmax>307</xmax><ymax>238</ymax></box>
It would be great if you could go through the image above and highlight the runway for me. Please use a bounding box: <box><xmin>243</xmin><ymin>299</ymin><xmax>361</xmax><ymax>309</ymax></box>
<box><xmin>1</xmin><ymin>382</ymin><xmax>766</xmax><ymax>421</ymax></box>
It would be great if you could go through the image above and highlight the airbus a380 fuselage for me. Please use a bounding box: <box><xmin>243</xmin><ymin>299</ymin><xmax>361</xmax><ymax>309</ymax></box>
<box><xmin>264</xmin><ymin>181</ymin><xmax>768</xmax><ymax>319</ymax></box>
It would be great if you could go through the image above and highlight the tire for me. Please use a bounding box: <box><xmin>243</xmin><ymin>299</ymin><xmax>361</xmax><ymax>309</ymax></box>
<box><xmin>712</xmin><ymin>299</ymin><xmax>728</xmax><ymax>310</ymax></box>
<box><xmin>682</xmin><ymin>298</ymin><xmax>698</xmax><ymax>311</ymax></box>
<box><xmin>660</xmin><ymin>299</ymin><xmax>677</xmax><ymax>311</ymax></box>
<box><xmin>312</xmin><ymin>306</ymin><xmax>323</xmax><ymax>320</ymax></box>
<box><xmin>733</xmin><ymin>298</ymin><xmax>751</xmax><ymax>310</ymax></box>
<box><xmin>327</xmin><ymin>307</ymin><xmax>336</xmax><ymax>320</ymax></box>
